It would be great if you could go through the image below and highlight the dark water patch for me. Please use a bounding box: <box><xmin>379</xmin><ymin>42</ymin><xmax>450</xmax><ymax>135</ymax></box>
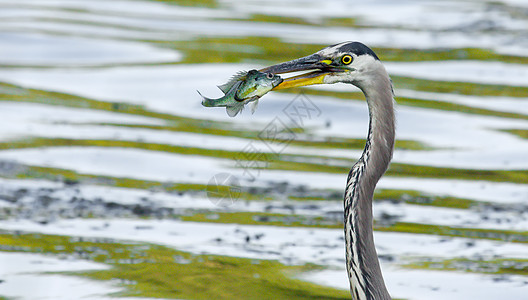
<box><xmin>0</xmin><ymin>183</ymin><xmax>178</xmax><ymax>223</ymax></box>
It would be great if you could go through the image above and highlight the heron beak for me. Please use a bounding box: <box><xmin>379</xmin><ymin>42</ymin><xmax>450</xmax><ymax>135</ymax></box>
<box><xmin>259</xmin><ymin>54</ymin><xmax>338</xmax><ymax>90</ymax></box>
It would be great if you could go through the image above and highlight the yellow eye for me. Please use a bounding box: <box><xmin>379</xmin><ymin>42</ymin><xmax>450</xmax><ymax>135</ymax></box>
<box><xmin>341</xmin><ymin>55</ymin><xmax>353</xmax><ymax>65</ymax></box>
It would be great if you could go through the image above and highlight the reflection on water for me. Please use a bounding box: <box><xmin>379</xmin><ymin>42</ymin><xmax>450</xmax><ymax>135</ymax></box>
<box><xmin>0</xmin><ymin>0</ymin><xmax>527</xmax><ymax>299</ymax></box>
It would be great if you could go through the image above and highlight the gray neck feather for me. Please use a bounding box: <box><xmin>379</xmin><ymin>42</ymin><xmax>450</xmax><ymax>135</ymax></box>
<box><xmin>344</xmin><ymin>69</ymin><xmax>394</xmax><ymax>300</ymax></box>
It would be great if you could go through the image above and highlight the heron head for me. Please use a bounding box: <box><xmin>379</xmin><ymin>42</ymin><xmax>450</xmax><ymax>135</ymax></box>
<box><xmin>260</xmin><ymin>41</ymin><xmax>383</xmax><ymax>90</ymax></box>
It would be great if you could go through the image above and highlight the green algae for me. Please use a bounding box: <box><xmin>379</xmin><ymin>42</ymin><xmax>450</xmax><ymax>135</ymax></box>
<box><xmin>184</xmin><ymin>212</ymin><xmax>528</xmax><ymax>244</ymax></box>
<box><xmin>403</xmin><ymin>257</ymin><xmax>528</xmax><ymax>276</ymax></box>
<box><xmin>245</xmin><ymin>14</ymin><xmax>313</xmax><ymax>26</ymax></box>
<box><xmin>162</xmin><ymin>35</ymin><xmax>528</xmax><ymax>97</ymax></box>
<box><xmin>375</xmin><ymin>222</ymin><xmax>528</xmax><ymax>243</ymax></box>
<box><xmin>286</xmin><ymin>137</ymin><xmax>430</xmax><ymax>151</ymax></box>
<box><xmin>2</xmin><ymin>137</ymin><xmax>527</xmax><ymax>187</ymax></box>
<box><xmin>152</xmin><ymin>0</ymin><xmax>217</xmax><ymax>8</ymax></box>
<box><xmin>0</xmin><ymin>231</ymin><xmax>350</xmax><ymax>299</ymax></box>
<box><xmin>168</xmin><ymin>36</ymin><xmax>528</xmax><ymax>66</ymax></box>
<box><xmin>392</xmin><ymin>76</ymin><xmax>528</xmax><ymax>98</ymax></box>
<box><xmin>181</xmin><ymin>211</ymin><xmax>341</xmax><ymax>228</ymax></box>
<box><xmin>374</xmin><ymin>189</ymin><xmax>477</xmax><ymax>209</ymax></box>
<box><xmin>276</xmin><ymin>87</ymin><xmax>528</xmax><ymax>120</ymax></box>
<box><xmin>503</xmin><ymin>129</ymin><xmax>528</xmax><ymax>139</ymax></box>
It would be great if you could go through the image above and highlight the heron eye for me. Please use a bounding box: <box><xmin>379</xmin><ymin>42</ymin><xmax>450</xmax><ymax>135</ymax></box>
<box><xmin>266</xmin><ymin>73</ymin><xmax>274</xmax><ymax>79</ymax></box>
<box><xmin>341</xmin><ymin>55</ymin><xmax>353</xmax><ymax>65</ymax></box>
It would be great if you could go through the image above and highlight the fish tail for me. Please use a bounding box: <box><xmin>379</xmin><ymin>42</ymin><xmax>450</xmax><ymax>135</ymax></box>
<box><xmin>197</xmin><ymin>90</ymin><xmax>215</xmax><ymax>107</ymax></box>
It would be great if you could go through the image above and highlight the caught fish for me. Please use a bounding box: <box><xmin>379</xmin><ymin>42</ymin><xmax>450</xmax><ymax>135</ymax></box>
<box><xmin>199</xmin><ymin>69</ymin><xmax>282</xmax><ymax>117</ymax></box>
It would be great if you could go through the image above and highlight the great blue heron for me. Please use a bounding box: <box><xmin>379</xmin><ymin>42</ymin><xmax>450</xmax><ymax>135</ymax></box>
<box><xmin>261</xmin><ymin>41</ymin><xmax>394</xmax><ymax>300</ymax></box>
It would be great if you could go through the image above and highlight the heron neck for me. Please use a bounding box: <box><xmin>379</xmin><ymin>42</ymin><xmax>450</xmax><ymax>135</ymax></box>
<box><xmin>344</xmin><ymin>74</ymin><xmax>394</xmax><ymax>300</ymax></box>
<box><xmin>362</xmin><ymin>76</ymin><xmax>395</xmax><ymax>186</ymax></box>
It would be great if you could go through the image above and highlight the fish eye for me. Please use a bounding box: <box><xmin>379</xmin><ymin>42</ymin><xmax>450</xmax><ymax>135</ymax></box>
<box><xmin>266</xmin><ymin>73</ymin><xmax>274</xmax><ymax>79</ymax></box>
<box><xmin>341</xmin><ymin>55</ymin><xmax>353</xmax><ymax>65</ymax></box>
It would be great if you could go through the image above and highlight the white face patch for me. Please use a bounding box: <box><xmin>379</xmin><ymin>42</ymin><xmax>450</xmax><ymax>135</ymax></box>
<box><xmin>351</xmin><ymin>54</ymin><xmax>381</xmax><ymax>72</ymax></box>
<box><xmin>323</xmin><ymin>54</ymin><xmax>385</xmax><ymax>85</ymax></box>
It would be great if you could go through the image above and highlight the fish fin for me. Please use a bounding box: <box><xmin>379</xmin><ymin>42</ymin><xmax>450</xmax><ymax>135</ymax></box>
<box><xmin>218</xmin><ymin>71</ymin><xmax>248</xmax><ymax>94</ymax></box>
<box><xmin>226</xmin><ymin>102</ymin><xmax>244</xmax><ymax>117</ymax></box>
<box><xmin>250</xmin><ymin>98</ymin><xmax>259</xmax><ymax>114</ymax></box>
